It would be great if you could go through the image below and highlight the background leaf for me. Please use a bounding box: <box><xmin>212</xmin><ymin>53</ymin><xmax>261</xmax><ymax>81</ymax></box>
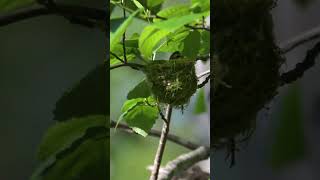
<box><xmin>32</xmin><ymin>115</ymin><xmax>109</xmax><ymax>180</ymax></box>
<box><xmin>193</xmin><ymin>88</ymin><xmax>207</xmax><ymax>114</ymax></box>
<box><xmin>270</xmin><ymin>84</ymin><xmax>305</xmax><ymax>169</ymax></box>
<box><xmin>53</xmin><ymin>63</ymin><xmax>108</xmax><ymax>121</ymax></box>
<box><xmin>0</xmin><ymin>0</ymin><xmax>35</xmax><ymax>12</ymax></box>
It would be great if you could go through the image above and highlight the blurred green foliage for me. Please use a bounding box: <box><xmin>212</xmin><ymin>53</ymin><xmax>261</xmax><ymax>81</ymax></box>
<box><xmin>270</xmin><ymin>84</ymin><xmax>305</xmax><ymax>168</ymax></box>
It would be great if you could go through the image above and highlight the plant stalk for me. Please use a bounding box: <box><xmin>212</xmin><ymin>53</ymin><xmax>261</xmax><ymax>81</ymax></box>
<box><xmin>149</xmin><ymin>104</ymin><xmax>173</xmax><ymax>180</ymax></box>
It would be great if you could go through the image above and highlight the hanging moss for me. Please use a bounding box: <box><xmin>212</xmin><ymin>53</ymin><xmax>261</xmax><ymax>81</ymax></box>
<box><xmin>212</xmin><ymin>0</ymin><xmax>284</xmax><ymax>146</ymax></box>
<box><xmin>143</xmin><ymin>59</ymin><xmax>198</xmax><ymax>106</ymax></box>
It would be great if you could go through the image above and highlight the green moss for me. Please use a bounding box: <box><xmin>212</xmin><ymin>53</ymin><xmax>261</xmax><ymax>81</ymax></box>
<box><xmin>212</xmin><ymin>0</ymin><xmax>284</xmax><ymax>146</ymax></box>
<box><xmin>143</xmin><ymin>59</ymin><xmax>198</xmax><ymax>106</ymax></box>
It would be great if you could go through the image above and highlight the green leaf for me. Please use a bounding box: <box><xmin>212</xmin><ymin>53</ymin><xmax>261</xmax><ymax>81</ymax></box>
<box><xmin>139</xmin><ymin>25</ymin><xmax>170</xmax><ymax>58</ymax></box>
<box><xmin>191</xmin><ymin>0</ymin><xmax>210</xmax><ymax>12</ymax></box>
<box><xmin>182</xmin><ymin>30</ymin><xmax>201</xmax><ymax>59</ymax></box>
<box><xmin>122</xmin><ymin>0</ymin><xmax>163</xmax><ymax>16</ymax></box>
<box><xmin>110</xmin><ymin>35</ymin><xmax>138</xmax><ymax>66</ymax></box>
<box><xmin>53</xmin><ymin>63</ymin><xmax>108</xmax><ymax>121</ymax></box>
<box><xmin>31</xmin><ymin>115</ymin><xmax>109</xmax><ymax>180</ymax></box>
<box><xmin>270</xmin><ymin>84</ymin><xmax>305</xmax><ymax>169</ymax></box>
<box><xmin>152</xmin><ymin>11</ymin><xmax>209</xmax><ymax>32</ymax></box>
<box><xmin>147</xmin><ymin>0</ymin><xmax>164</xmax><ymax>8</ymax></box>
<box><xmin>199</xmin><ymin>30</ymin><xmax>210</xmax><ymax>56</ymax></box>
<box><xmin>127</xmin><ymin>79</ymin><xmax>152</xmax><ymax>99</ymax></box>
<box><xmin>194</xmin><ymin>88</ymin><xmax>207</xmax><ymax>114</ymax></box>
<box><xmin>132</xmin><ymin>0</ymin><xmax>144</xmax><ymax>10</ymax></box>
<box><xmin>110</xmin><ymin>17</ymin><xmax>126</xmax><ymax>32</ymax></box>
<box><xmin>121</xmin><ymin>98</ymin><xmax>145</xmax><ymax>112</ymax></box>
<box><xmin>124</xmin><ymin>103</ymin><xmax>158</xmax><ymax>137</ymax></box>
<box><xmin>0</xmin><ymin>0</ymin><xmax>35</xmax><ymax>12</ymax></box>
<box><xmin>110</xmin><ymin>10</ymin><xmax>140</xmax><ymax>52</ymax></box>
<box><xmin>155</xmin><ymin>4</ymin><xmax>190</xmax><ymax>22</ymax></box>
<box><xmin>120</xmin><ymin>98</ymin><xmax>158</xmax><ymax>137</ymax></box>
<box><xmin>158</xmin><ymin>28</ymin><xmax>190</xmax><ymax>53</ymax></box>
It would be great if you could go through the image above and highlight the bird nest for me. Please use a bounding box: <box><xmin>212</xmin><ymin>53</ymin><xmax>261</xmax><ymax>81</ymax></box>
<box><xmin>212</xmin><ymin>0</ymin><xmax>284</xmax><ymax>146</ymax></box>
<box><xmin>143</xmin><ymin>59</ymin><xmax>198</xmax><ymax>106</ymax></box>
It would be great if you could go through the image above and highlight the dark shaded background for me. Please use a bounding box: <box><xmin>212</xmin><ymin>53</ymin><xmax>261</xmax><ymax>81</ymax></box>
<box><xmin>0</xmin><ymin>11</ymin><xmax>105</xmax><ymax>180</ymax></box>
<box><xmin>212</xmin><ymin>0</ymin><xmax>320</xmax><ymax>179</ymax></box>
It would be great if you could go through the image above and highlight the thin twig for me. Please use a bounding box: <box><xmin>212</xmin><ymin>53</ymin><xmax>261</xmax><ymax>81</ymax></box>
<box><xmin>121</xmin><ymin>0</ymin><xmax>127</xmax><ymax>63</ymax></box>
<box><xmin>150</xmin><ymin>104</ymin><xmax>172</xmax><ymax>180</ymax></box>
<box><xmin>197</xmin><ymin>70</ymin><xmax>210</xmax><ymax>79</ymax></box>
<box><xmin>110</xmin><ymin>52</ymin><xmax>124</xmax><ymax>63</ymax></box>
<box><xmin>0</xmin><ymin>4</ymin><xmax>106</xmax><ymax>27</ymax></box>
<box><xmin>110</xmin><ymin>121</ymin><xmax>201</xmax><ymax>150</ymax></box>
<box><xmin>280</xmin><ymin>41</ymin><xmax>320</xmax><ymax>86</ymax></box>
<box><xmin>156</xmin><ymin>146</ymin><xmax>210</xmax><ymax>180</ymax></box>
<box><xmin>198</xmin><ymin>74</ymin><xmax>211</xmax><ymax>89</ymax></box>
<box><xmin>184</xmin><ymin>24</ymin><xmax>210</xmax><ymax>31</ymax></box>
<box><xmin>158</xmin><ymin>106</ymin><xmax>168</xmax><ymax>124</ymax></box>
<box><xmin>109</xmin><ymin>62</ymin><xmax>144</xmax><ymax>70</ymax></box>
<box><xmin>280</xmin><ymin>24</ymin><xmax>320</xmax><ymax>54</ymax></box>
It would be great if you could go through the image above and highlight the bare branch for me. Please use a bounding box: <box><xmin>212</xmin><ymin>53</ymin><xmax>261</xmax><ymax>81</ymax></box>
<box><xmin>150</xmin><ymin>104</ymin><xmax>172</xmax><ymax>180</ymax></box>
<box><xmin>197</xmin><ymin>70</ymin><xmax>210</xmax><ymax>79</ymax></box>
<box><xmin>280</xmin><ymin>41</ymin><xmax>320</xmax><ymax>85</ymax></box>
<box><xmin>0</xmin><ymin>4</ymin><xmax>106</xmax><ymax>27</ymax></box>
<box><xmin>110</xmin><ymin>52</ymin><xmax>124</xmax><ymax>63</ymax></box>
<box><xmin>198</xmin><ymin>74</ymin><xmax>211</xmax><ymax>89</ymax></box>
<box><xmin>110</xmin><ymin>121</ymin><xmax>201</xmax><ymax>150</ymax></box>
<box><xmin>280</xmin><ymin>24</ymin><xmax>320</xmax><ymax>54</ymax></box>
<box><xmin>121</xmin><ymin>0</ymin><xmax>128</xmax><ymax>63</ymax></box>
<box><xmin>156</xmin><ymin>146</ymin><xmax>210</xmax><ymax>180</ymax></box>
<box><xmin>109</xmin><ymin>62</ymin><xmax>144</xmax><ymax>70</ymax></box>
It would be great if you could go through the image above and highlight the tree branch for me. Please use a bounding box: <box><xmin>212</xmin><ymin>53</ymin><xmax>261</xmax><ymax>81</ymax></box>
<box><xmin>150</xmin><ymin>104</ymin><xmax>172</xmax><ymax>180</ymax></box>
<box><xmin>155</xmin><ymin>146</ymin><xmax>210</xmax><ymax>180</ymax></box>
<box><xmin>110</xmin><ymin>52</ymin><xmax>124</xmax><ymax>63</ymax></box>
<box><xmin>198</xmin><ymin>74</ymin><xmax>211</xmax><ymax>89</ymax></box>
<box><xmin>121</xmin><ymin>0</ymin><xmax>128</xmax><ymax>63</ymax></box>
<box><xmin>109</xmin><ymin>62</ymin><xmax>144</xmax><ymax>70</ymax></box>
<box><xmin>110</xmin><ymin>121</ymin><xmax>201</xmax><ymax>150</ymax></box>
<box><xmin>280</xmin><ymin>24</ymin><xmax>320</xmax><ymax>54</ymax></box>
<box><xmin>0</xmin><ymin>4</ymin><xmax>106</xmax><ymax>27</ymax></box>
<box><xmin>280</xmin><ymin>41</ymin><xmax>320</xmax><ymax>86</ymax></box>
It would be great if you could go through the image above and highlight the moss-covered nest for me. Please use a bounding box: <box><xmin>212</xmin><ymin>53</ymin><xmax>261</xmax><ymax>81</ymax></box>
<box><xmin>143</xmin><ymin>59</ymin><xmax>198</xmax><ymax>106</ymax></box>
<box><xmin>212</xmin><ymin>0</ymin><xmax>284</xmax><ymax>146</ymax></box>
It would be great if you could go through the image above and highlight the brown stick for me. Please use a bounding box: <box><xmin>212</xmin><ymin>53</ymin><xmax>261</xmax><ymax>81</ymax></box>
<box><xmin>149</xmin><ymin>104</ymin><xmax>172</xmax><ymax>180</ymax></box>
<box><xmin>110</xmin><ymin>121</ymin><xmax>201</xmax><ymax>150</ymax></box>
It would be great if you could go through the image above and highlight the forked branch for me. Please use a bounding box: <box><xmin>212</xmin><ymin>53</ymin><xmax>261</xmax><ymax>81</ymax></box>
<box><xmin>157</xmin><ymin>146</ymin><xmax>210</xmax><ymax>180</ymax></box>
